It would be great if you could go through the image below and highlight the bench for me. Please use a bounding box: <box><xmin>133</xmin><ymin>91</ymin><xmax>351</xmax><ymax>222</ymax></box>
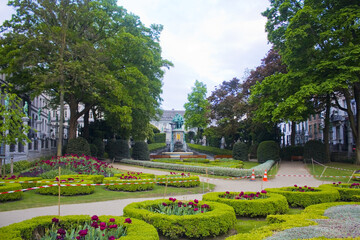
<box><xmin>180</xmin><ymin>155</ymin><xmax>207</xmax><ymax>159</ymax></box>
<box><xmin>291</xmin><ymin>156</ymin><xmax>304</xmax><ymax>161</ymax></box>
<box><xmin>150</xmin><ymin>155</ymin><xmax>171</xmax><ymax>159</ymax></box>
<box><xmin>214</xmin><ymin>155</ymin><xmax>233</xmax><ymax>159</ymax></box>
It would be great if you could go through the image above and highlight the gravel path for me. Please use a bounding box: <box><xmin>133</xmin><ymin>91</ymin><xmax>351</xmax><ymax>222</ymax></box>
<box><xmin>0</xmin><ymin>161</ymin><xmax>331</xmax><ymax>227</ymax></box>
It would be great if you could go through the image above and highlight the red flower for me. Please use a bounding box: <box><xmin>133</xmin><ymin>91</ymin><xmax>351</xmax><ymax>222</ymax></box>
<box><xmin>78</xmin><ymin>229</ymin><xmax>88</xmax><ymax>236</ymax></box>
<box><xmin>194</xmin><ymin>199</ymin><xmax>199</xmax><ymax>203</ymax></box>
<box><xmin>52</xmin><ymin>217</ymin><xmax>59</xmax><ymax>223</ymax></box>
<box><xmin>91</xmin><ymin>215</ymin><xmax>99</xmax><ymax>221</ymax></box>
<box><xmin>109</xmin><ymin>224</ymin><xmax>117</xmax><ymax>229</ymax></box>
<box><xmin>108</xmin><ymin>236</ymin><xmax>116</xmax><ymax>240</ymax></box>
<box><xmin>124</xmin><ymin>218</ymin><xmax>132</xmax><ymax>224</ymax></box>
<box><xmin>57</xmin><ymin>228</ymin><xmax>66</xmax><ymax>235</ymax></box>
<box><xmin>109</xmin><ymin>218</ymin><xmax>115</xmax><ymax>222</ymax></box>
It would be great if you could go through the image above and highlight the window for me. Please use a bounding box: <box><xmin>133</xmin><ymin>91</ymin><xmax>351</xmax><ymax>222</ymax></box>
<box><xmin>64</xmin><ymin>109</ymin><xmax>68</xmax><ymax>118</ymax></box>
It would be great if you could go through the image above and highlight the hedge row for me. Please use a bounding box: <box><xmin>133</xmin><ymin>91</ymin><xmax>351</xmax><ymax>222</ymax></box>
<box><xmin>4</xmin><ymin>177</ymin><xmax>42</xmax><ymax>189</ymax></box>
<box><xmin>319</xmin><ymin>183</ymin><xmax>360</xmax><ymax>201</ymax></box>
<box><xmin>123</xmin><ymin>199</ymin><xmax>236</xmax><ymax>239</ymax></box>
<box><xmin>187</xmin><ymin>143</ymin><xmax>233</xmax><ymax>155</ymax></box>
<box><xmin>103</xmin><ymin>178</ymin><xmax>155</xmax><ymax>192</ymax></box>
<box><xmin>3</xmin><ymin>160</ymin><xmax>33</xmax><ymax>174</ymax></box>
<box><xmin>0</xmin><ymin>215</ymin><xmax>159</xmax><ymax>240</ymax></box>
<box><xmin>114</xmin><ymin>173</ymin><xmax>156</xmax><ymax>179</ymax></box>
<box><xmin>119</xmin><ymin>159</ymin><xmax>275</xmax><ymax>177</ymax></box>
<box><xmin>57</xmin><ymin>174</ymin><xmax>105</xmax><ymax>184</ymax></box>
<box><xmin>35</xmin><ymin>180</ymin><xmax>95</xmax><ymax>196</ymax></box>
<box><xmin>156</xmin><ymin>175</ymin><xmax>200</xmax><ymax>187</ymax></box>
<box><xmin>265</xmin><ymin>186</ymin><xmax>340</xmax><ymax>208</ymax></box>
<box><xmin>148</xmin><ymin>143</ymin><xmax>167</xmax><ymax>152</ymax></box>
<box><xmin>226</xmin><ymin>202</ymin><xmax>360</xmax><ymax>240</ymax></box>
<box><xmin>0</xmin><ymin>183</ymin><xmax>23</xmax><ymax>202</ymax></box>
<box><xmin>202</xmin><ymin>192</ymin><xmax>288</xmax><ymax>217</ymax></box>
<box><xmin>182</xmin><ymin>158</ymin><xmax>210</xmax><ymax>163</ymax></box>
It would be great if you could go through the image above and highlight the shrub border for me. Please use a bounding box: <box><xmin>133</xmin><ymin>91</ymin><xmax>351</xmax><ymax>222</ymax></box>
<box><xmin>123</xmin><ymin>199</ymin><xmax>236</xmax><ymax>239</ymax></box>
<box><xmin>156</xmin><ymin>175</ymin><xmax>200</xmax><ymax>188</ymax></box>
<box><xmin>202</xmin><ymin>191</ymin><xmax>288</xmax><ymax>217</ymax></box>
<box><xmin>319</xmin><ymin>183</ymin><xmax>360</xmax><ymax>201</ymax></box>
<box><xmin>0</xmin><ymin>183</ymin><xmax>23</xmax><ymax>202</ymax></box>
<box><xmin>35</xmin><ymin>180</ymin><xmax>95</xmax><ymax>196</ymax></box>
<box><xmin>103</xmin><ymin>178</ymin><xmax>155</xmax><ymax>192</ymax></box>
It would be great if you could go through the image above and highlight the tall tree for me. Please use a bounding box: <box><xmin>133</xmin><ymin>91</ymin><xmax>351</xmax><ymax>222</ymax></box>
<box><xmin>184</xmin><ymin>80</ymin><xmax>210</xmax><ymax>140</ymax></box>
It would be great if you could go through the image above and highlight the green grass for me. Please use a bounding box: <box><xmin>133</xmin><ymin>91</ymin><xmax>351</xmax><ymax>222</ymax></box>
<box><xmin>305</xmin><ymin>162</ymin><xmax>359</xmax><ymax>182</ymax></box>
<box><xmin>0</xmin><ymin>182</ymin><xmax>215</xmax><ymax>212</ymax></box>
<box><xmin>235</xmin><ymin>218</ymin><xmax>268</xmax><ymax>234</ymax></box>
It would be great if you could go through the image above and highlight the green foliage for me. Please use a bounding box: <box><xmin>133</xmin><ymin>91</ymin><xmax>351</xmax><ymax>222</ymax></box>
<box><xmin>187</xmin><ymin>143</ymin><xmax>233</xmax><ymax>155</ymax></box>
<box><xmin>203</xmin><ymin>192</ymin><xmax>288</xmax><ymax>217</ymax></box>
<box><xmin>106</xmin><ymin>139</ymin><xmax>130</xmax><ymax>160</ymax></box>
<box><xmin>58</xmin><ymin>174</ymin><xmax>105</xmax><ymax>184</ymax></box>
<box><xmin>249</xmin><ymin>144</ymin><xmax>258</xmax><ymax>159</ymax></box>
<box><xmin>66</xmin><ymin>137</ymin><xmax>91</xmax><ymax>156</ymax></box>
<box><xmin>92</xmin><ymin>138</ymin><xmax>105</xmax><ymax>158</ymax></box>
<box><xmin>36</xmin><ymin>180</ymin><xmax>95</xmax><ymax>196</ymax></box>
<box><xmin>4</xmin><ymin>177</ymin><xmax>42</xmax><ymax>189</ymax></box>
<box><xmin>114</xmin><ymin>172</ymin><xmax>155</xmax><ymax>179</ymax></box>
<box><xmin>182</xmin><ymin>158</ymin><xmax>210</xmax><ymax>163</ymax></box>
<box><xmin>0</xmin><ymin>215</ymin><xmax>159</xmax><ymax>240</ymax></box>
<box><xmin>39</xmin><ymin>169</ymin><xmax>77</xmax><ymax>180</ymax></box>
<box><xmin>265</xmin><ymin>186</ymin><xmax>340</xmax><ymax>208</ymax></box>
<box><xmin>319</xmin><ymin>183</ymin><xmax>360</xmax><ymax>201</ymax></box>
<box><xmin>148</xmin><ymin>143</ymin><xmax>167</xmax><ymax>152</ymax></box>
<box><xmin>89</xmin><ymin>143</ymin><xmax>98</xmax><ymax>157</ymax></box>
<box><xmin>156</xmin><ymin>175</ymin><xmax>200</xmax><ymax>188</ymax></box>
<box><xmin>104</xmin><ymin>178</ymin><xmax>155</xmax><ymax>192</ymax></box>
<box><xmin>257</xmin><ymin>141</ymin><xmax>280</xmax><ymax>163</ymax></box>
<box><xmin>153</xmin><ymin>133</ymin><xmax>166</xmax><ymax>143</ymax></box>
<box><xmin>0</xmin><ymin>183</ymin><xmax>23</xmax><ymax>202</ymax></box>
<box><xmin>123</xmin><ymin>199</ymin><xmax>236</xmax><ymax>239</ymax></box>
<box><xmin>132</xmin><ymin>142</ymin><xmax>150</xmax><ymax>160</ymax></box>
<box><xmin>3</xmin><ymin>160</ymin><xmax>32</xmax><ymax>174</ymax></box>
<box><xmin>280</xmin><ymin>146</ymin><xmax>304</xmax><ymax>161</ymax></box>
<box><xmin>304</xmin><ymin>140</ymin><xmax>327</xmax><ymax>163</ymax></box>
<box><xmin>233</xmin><ymin>142</ymin><xmax>249</xmax><ymax>161</ymax></box>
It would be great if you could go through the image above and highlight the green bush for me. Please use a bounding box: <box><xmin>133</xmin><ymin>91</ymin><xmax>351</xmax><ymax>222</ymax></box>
<box><xmin>280</xmin><ymin>146</ymin><xmax>304</xmax><ymax>161</ymax></box>
<box><xmin>148</xmin><ymin>143</ymin><xmax>167</xmax><ymax>152</ymax></box>
<box><xmin>319</xmin><ymin>183</ymin><xmax>360</xmax><ymax>201</ymax></box>
<box><xmin>92</xmin><ymin>138</ymin><xmax>105</xmax><ymax>157</ymax></box>
<box><xmin>304</xmin><ymin>140</ymin><xmax>327</xmax><ymax>163</ymax></box>
<box><xmin>233</xmin><ymin>142</ymin><xmax>249</xmax><ymax>161</ymax></box>
<box><xmin>39</xmin><ymin>169</ymin><xmax>77</xmax><ymax>179</ymax></box>
<box><xmin>153</xmin><ymin>133</ymin><xmax>166</xmax><ymax>143</ymax></box>
<box><xmin>182</xmin><ymin>158</ymin><xmax>210</xmax><ymax>163</ymax></box>
<box><xmin>354</xmin><ymin>174</ymin><xmax>360</xmax><ymax>181</ymax></box>
<box><xmin>103</xmin><ymin>178</ymin><xmax>155</xmax><ymax>191</ymax></box>
<box><xmin>265</xmin><ymin>186</ymin><xmax>340</xmax><ymax>208</ymax></box>
<box><xmin>156</xmin><ymin>175</ymin><xmax>200</xmax><ymax>187</ymax></box>
<box><xmin>89</xmin><ymin>143</ymin><xmax>98</xmax><ymax>157</ymax></box>
<box><xmin>132</xmin><ymin>142</ymin><xmax>150</xmax><ymax>160</ymax></box>
<box><xmin>0</xmin><ymin>215</ymin><xmax>159</xmax><ymax>240</ymax></box>
<box><xmin>0</xmin><ymin>183</ymin><xmax>23</xmax><ymax>202</ymax></box>
<box><xmin>123</xmin><ymin>199</ymin><xmax>236</xmax><ymax>239</ymax></box>
<box><xmin>202</xmin><ymin>192</ymin><xmax>288</xmax><ymax>217</ymax></box>
<box><xmin>257</xmin><ymin>141</ymin><xmax>280</xmax><ymax>163</ymax></box>
<box><xmin>114</xmin><ymin>172</ymin><xmax>155</xmax><ymax>179</ymax></box>
<box><xmin>65</xmin><ymin>137</ymin><xmax>91</xmax><ymax>156</ymax></box>
<box><xmin>57</xmin><ymin>174</ymin><xmax>105</xmax><ymax>184</ymax></box>
<box><xmin>106</xmin><ymin>139</ymin><xmax>130</xmax><ymax>160</ymax></box>
<box><xmin>35</xmin><ymin>180</ymin><xmax>95</xmax><ymax>196</ymax></box>
<box><xmin>4</xmin><ymin>177</ymin><xmax>43</xmax><ymax>189</ymax></box>
<box><xmin>249</xmin><ymin>144</ymin><xmax>258</xmax><ymax>159</ymax></box>
<box><xmin>187</xmin><ymin>143</ymin><xmax>233</xmax><ymax>155</ymax></box>
<box><xmin>3</xmin><ymin>160</ymin><xmax>32</xmax><ymax>174</ymax></box>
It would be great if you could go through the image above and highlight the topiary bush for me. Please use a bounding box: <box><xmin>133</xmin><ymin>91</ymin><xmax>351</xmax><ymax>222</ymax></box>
<box><xmin>280</xmin><ymin>146</ymin><xmax>304</xmax><ymax>161</ymax></box>
<box><xmin>0</xmin><ymin>215</ymin><xmax>159</xmax><ymax>240</ymax></box>
<box><xmin>257</xmin><ymin>141</ymin><xmax>280</xmax><ymax>163</ymax></box>
<box><xmin>265</xmin><ymin>185</ymin><xmax>340</xmax><ymax>208</ymax></box>
<box><xmin>58</xmin><ymin>174</ymin><xmax>105</xmax><ymax>184</ymax></box>
<box><xmin>320</xmin><ymin>183</ymin><xmax>360</xmax><ymax>201</ymax></box>
<box><xmin>202</xmin><ymin>191</ymin><xmax>288</xmax><ymax>217</ymax></box>
<box><xmin>114</xmin><ymin>172</ymin><xmax>155</xmax><ymax>179</ymax></box>
<box><xmin>153</xmin><ymin>133</ymin><xmax>166</xmax><ymax>143</ymax></box>
<box><xmin>132</xmin><ymin>142</ymin><xmax>150</xmax><ymax>160</ymax></box>
<box><xmin>89</xmin><ymin>143</ymin><xmax>98</xmax><ymax>157</ymax></box>
<box><xmin>4</xmin><ymin>177</ymin><xmax>43</xmax><ymax>189</ymax></box>
<box><xmin>233</xmin><ymin>142</ymin><xmax>249</xmax><ymax>161</ymax></box>
<box><xmin>92</xmin><ymin>138</ymin><xmax>105</xmax><ymax>157</ymax></box>
<box><xmin>103</xmin><ymin>178</ymin><xmax>155</xmax><ymax>192</ymax></box>
<box><xmin>249</xmin><ymin>144</ymin><xmax>258</xmax><ymax>159</ymax></box>
<box><xmin>35</xmin><ymin>179</ymin><xmax>95</xmax><ymax>196</ymax></box>
<box><xmin>106</xmin><ymin>139</ymin><xmax>130</xmax><ymax>160</ymax></box>
<box><xmin>0</xmin><ymin>183</ymin><xmax>23</xmax><ymax>202</ymax></box>
<box><xmin>65</xmin><ymin>137</ymin><xmax>91</xmax><ymax>156</ymax></box>
<box><xmin>156</xmin><ymin>175</ymin><xmax>200</xmax><ymax>188</ymax></box>
<box><xmin>123</xmin><ymin>199</ymin><xmax>236</xmax><ymax>239</ymax></box>
<box><xmin>304</xmin><ymin>140</ymin><xmax>327</xmax><ymax>163</ymax></box>
<box><xmin>182</xmin><ymin>158</ymin><xmax>210</xmax><ymax>163</ymax></box>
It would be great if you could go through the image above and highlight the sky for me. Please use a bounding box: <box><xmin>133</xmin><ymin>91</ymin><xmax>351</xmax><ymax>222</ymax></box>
<box><xmin>0</xmin><ymin>0</ymin><xmax>272</xmax><ymax>110</ymax></box>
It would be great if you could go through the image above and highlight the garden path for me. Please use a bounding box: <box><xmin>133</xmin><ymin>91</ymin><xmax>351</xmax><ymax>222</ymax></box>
<box><xmin>0</xmin><ymin>161</ymin><xmax>331</xmax><ymax>227</ymax></box>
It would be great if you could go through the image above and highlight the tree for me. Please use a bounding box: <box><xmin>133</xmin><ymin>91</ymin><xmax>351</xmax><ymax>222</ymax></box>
<box><xmin>0</xmin><ymin>87</ymin><xmax>30</xmax><ymax>149</ymax></box>
<box><xmin>184</xmin><ymin>80</ymin><xmax>210</xmax><ymax>140</ymax></box>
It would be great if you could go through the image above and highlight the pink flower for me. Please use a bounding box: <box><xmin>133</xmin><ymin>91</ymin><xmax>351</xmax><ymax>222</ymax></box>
<box><xmin>194</xmin><ymin>208</ymin><xmax>198</xmax><ymax>211</ymax></box>
<box><xmin>109</xmin><ymin>224</ymin><xmax>117</xmax><ymax>229</ymax></box>
<box><xmin>91</xmin><ymin>221</ymin><xmax>99</xmax><ymax>228</ymax></box>
<box><xmin>57</xmin><ymin>228</ymin><xmax>66</xmax><ymax>235</ymax></box>
<box><xmin>91</xmin><ymin>215</ymin><xmax>99</xmax><ymax>221</ymax></box>
<box><xmin>162</xmin><ymin>202</ymin><xmax>168</xmax><ymax>206</ymax></box>
<box><xmin>194</xmin><ymin>199</ymin><xmax>199</xmax><ymax>203</ymax></box>
<box><xmin>109</xmin><ymin>218</ymin><xmax>115</xmax><ymax>222</ymax></box>
<box><xmin>52</xmin><ymin>217</ymin><xmax>59</xmax><ymax>223</ymax></box>
<box><xmin>124</xmin><ymin>218</ymin><xmax>132</xmax><ymax>224</ymax></box>
<box><xmin>261</xmin><ymin>190</ymin><xmax>267</xmax><ymax>194</ymax></box>
<box><xmin>294</xmin><ymin>185</ymin><xmax>297</xmax><ymax>187</ymax></box>
<box><xmin>100</xmin><ymin>226</ymin><xmax>106</xmax><ymax>231</ymax></box>
<box><xmin>78</xmin><ymin>229</ymin><xmax>88</xmax><ymax>236</ymax></box>
<box><xmin>100</xmin><ymin>222</ymin><xmax>106</xmax><ymax>227</ymax></box>
<box><xmin>226</xmin><ymin>191</ymin><xmax>230</xmax><ymax>194</ymax></box>
<box><xmin>108</xmin><ymin>236</ymin><xmax>116</xmax><ymax>240</ymax></box>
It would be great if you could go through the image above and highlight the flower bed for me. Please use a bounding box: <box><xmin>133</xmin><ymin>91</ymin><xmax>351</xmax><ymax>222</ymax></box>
<box><xmin>202</xmin><ymin>191</ymin><xmax>288</xmax><ymax>217</ymax></box>
<box><xmin>0</xmin><ymin>183</ymin><xmax>23</xmax><ymax>202</ymax></box>
<box><xmin>265</xmin><ymin>185</ymin><xmax>340</xmax><ymax>208</ymax></box>
<box><xmin>35</xmin><ymin>179</ymin><xmax>95</xmax><ymax>196</ymax></box>
<box><xmin>0</xmin><ymin>215</ymin><xmax>159</xmax><ymax>240</ymax></box>
<box><xmin>320</xmin><ymin>182</ymin><xmax>360</xmax><ymax>201</ymax></box>
<box><xmin>156</xmin><ymin>174</ymin><xmax>200</xmax><ymax>188</ymax></box>
<box><xmin>225</xmin><ymin>201</ymin><xmax>360</xmax><ymax>240</ymax></box>
<box><xmin>123</xmin><ymin>198</ymin><xmax>236</xmax><ymax>239</ymax></box>
<box><xmin>3</xmin><ymin>176</ymin><xmax>42</xmax><ymax>188</ymax></box>
<box><xmin>103</xmin><ymin>177</ymin><xmax>155</xmax><ymax>192</ymax></box>
<box><xmin>114</xmin><ymin>172</ymin><xmax>155</xmax><ymax>179</ymax></box>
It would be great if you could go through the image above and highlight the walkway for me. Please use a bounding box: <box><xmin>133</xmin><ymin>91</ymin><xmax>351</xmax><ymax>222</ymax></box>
<box><xmin>0</xmin><ymin>161</ymin><xmax>330</xmax><ymax>227</ymax></box>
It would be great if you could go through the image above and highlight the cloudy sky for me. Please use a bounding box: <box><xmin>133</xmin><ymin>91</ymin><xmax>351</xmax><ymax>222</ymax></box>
<box><xmin>0</xmin><ymin>0</ymin><xmax>272</xmax><ymax>110</ymax></box>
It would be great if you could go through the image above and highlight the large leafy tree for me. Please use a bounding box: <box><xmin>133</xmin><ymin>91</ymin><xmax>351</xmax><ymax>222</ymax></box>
<box><xmin>184</xmin><ymin>80</ymin><xmax>210</xmax><ymax>139</ymax></box>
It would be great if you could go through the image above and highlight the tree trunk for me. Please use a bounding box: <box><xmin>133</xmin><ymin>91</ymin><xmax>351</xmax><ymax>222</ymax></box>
<box><xmin>291</xmin><ymin>121</ymin><xmax>296</xmax><ymax>145</ymax></box>
<box><xmin>83</xmin><ymin>106</ymin><xmax>90</xmax><ymax>140</ymax></box>
<box><xmin>323</xmin><ymin>94</ymin><xmax>331</xmax><ymax>162</ymax></box>
<box><xmin>68</xmin><ymin>96</ymin><xmax>78</xmax><ymax>140</ymax></box>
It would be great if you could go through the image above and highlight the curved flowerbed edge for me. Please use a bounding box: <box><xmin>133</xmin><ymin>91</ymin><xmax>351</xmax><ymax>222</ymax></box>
<box><xmin>225</xmin><ymin>201</ymin><xmax>360</xmax><ymax>240</ymax></box>
<box><xmin>319</xmin><ymin>183</ymin><xmax>360</xmax><ymax>201</ymax></box>
<box><xmin>0</xmin><ymin>215</ymin><xmax>159</xmax><ymax>240</ymax></box>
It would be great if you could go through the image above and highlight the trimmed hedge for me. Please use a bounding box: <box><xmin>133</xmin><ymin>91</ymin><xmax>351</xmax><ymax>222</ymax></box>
<box><xmin>233</xmin><ymin>142</ymin><xmax>248</xmax><ymax>161</ymax></box>
<box><xmin>35</xmin><ymin>180</ymin><xmax>95</xmax><ymax>196</ymax></box>
<box><xmin>66</xmin><ymin>137</ymin><xmax>91</xmax><ymax>156</ymax></box>
<box><xmin>226</xmin><ymin>202</ymin><xmax>360</xmax><ymax>240</ymax></box>
<box><xmin>106</xmin><ymin>139</ymin><xmax>130</xmax><ymax>160</ymax></box>
<box><xmin>320</xmin><ymin>183</ymin><xmax>360</xmax><ymax>201</ymax></box>
<box><xmin>354</xmin><ymin>173</ymin><xmax>360</xmax><ymax>181</ymax></box>
<box><xmin>114</xmin><ymin>172</ymin><xmax>155</xmax><ymax>179</ymax></box>
<box><xmin>265</xmin><ymin>186</ymin><xmax>340</xmax><ymax>208</ymax></box>
<box><xmin>257</xmin><ymin>141</ymin><xmax>280</xmax><ymax>163</ymax></box>
<box><xmin>4</xmin><ymin>177</ymin><xmax>42</xmax><ymax>189</ymax></box>
<box><xmin>148</xmin><ymin>143</ymin><xmax>167</xmax><ymax>152</ymax></box>
<box><xmin>280</xmin><ymin>145</ymin><xmax>304</xmax><ymax>161</ymax></box>
<box><xmin>57</xmin><ymin>174</ymin><xmax>104</xmax><ymax>184</ymax></box>
<box><xmin>120</xmin><ymin>159</ymin><xmax>275</xmax><ymax>177</ymax></box>
<box><xmin>3</xmin><ymin>160</ymin><xmax>32</xmax><ymax>173</ymax></box>
<box><xmin>202</xmin><ymin>192</ymin><xmax>288</xmax><ymax>217</ymax></box>
<box><xmin>0</xmin><ymin>183</ymin><xmax>23</xmax><ymax>202</ymax></box>
<box><xmin>0</xmin><ymin>215</ymin><xmax>159</xmax><ymax>240</ymax></box>
<box><xmin>92</xmin><ymin>138</ymin><xmax>105</xmax><ymax>157</ymax></box>
<box><xmin>103</xmin><ymin>178</ymin><xmax>155</xmax><ymax>192</ymax></box>
<box><xmin>187</xmin><ymin>143</ymin><xmax>233</xmax><ymax>155</ymax></box>
<box><xmin>156</xmin><ymin>175</ymin><xmax>200</xmax><ymax>187</ymax></box>
<box><xmin>123</xmin><ymin>199</ymin><xmax>236</xmax><ymax>239</ymax></box>
<box><xmin>304</xmin><ymin>140</ymin><xmax>327</xmax><ymax>163</ymax></box>
<box><xmin>132</xmin><ymin>142</ymin><xmax>150</xmax><ymax>160</ymax></box>
<box><xmin>182</xmin><ymin>158</ymin><xmax>210</xmax><ymax>163</ymax></box>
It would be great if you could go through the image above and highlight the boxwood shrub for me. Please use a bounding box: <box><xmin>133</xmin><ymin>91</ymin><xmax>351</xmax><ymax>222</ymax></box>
<box><xmin>66</xmin><ymin>137</ymin><xmax>91</xmax><ymax>156</ymax></box>
<box><xmin>4</xmin><ymin>177</ymin><xmax>43</xmax><ymax>189</ymax></box>
<box><xmin>232</xmin><ymin>142</ymin><xmax>248</xmax><ymax>161</ymax></box>
<box><xmin>202</xmin><ymin>191</ymin><xmax>288</xmax><ymax>217</ymax></box>
<box><xmin>103</xmin><ymin>177</ymin><xmax>155</xmax><ymax>192</ymax></box>
<box><xmin>57</xmin><ymin>174</ymin><xmax>105</xmax><ymax>184</ymax></box>
<box><xmin>182</xmin><ymin>158</ymin><xmax>210</xmax><ymax>163</ymax></box>
<box><xmin>0</xmin><ymin>183</ymin><xmax>23</xmax><ymax>202</ymax></box>
<box><xmin>0</xmin><ymin>215</ymin><xmax>159</xmax><ymax>240</ymax></box>
<box><xmin>304</xmin><ymin>140</ymin><xmax>327</xmax><ymax>163</ymax></box>
<box><xmin>123</xmin><ymin>199</ymin><xmax>236</xmax><ymax>239</ymax></box>
<box><xmin>319</xmin><ymin>183</ymin><xmax>360</xmax><ymax>201</ymax></box>
<box><xmin>114</xmin><ymin>172</ymin><xmax>155</xmax><ymax>179</ymax></box>
<box><xmin>35</xmin><ymin>180</ymin><xmax>95</xmax><ymax>196</ymax></box>
<box><xmin>187</xmin><ymin>143</ymin><xmax>233</xmax><ymax>155</ymax></box>
<box><xmin>265</xmin><ymin>186</ymin><xmax>340</xmax><ymax>208</ymax></box>
<box><xmin>132</xmin><ymin>141</ymin><xmax>150</xmax><ymax>160</ymax></box>
<box><xmin>156</xmin><ymin>175</ymin><xmax>200</xmax><ymax>187</ymax></box>
<box><xmin>3</xmin><ymin>160</ymin><xmax>32</xmax><ymax>173</ymax></box>
<box><xmin>257</xmin><ymin>141</ymin><xmax>280</xmax><ymax>163</ymax></box>
<box><xmin>106</xmin><ymin>139</ymin><xmax>130</xmax><ymax>160</ymax></box>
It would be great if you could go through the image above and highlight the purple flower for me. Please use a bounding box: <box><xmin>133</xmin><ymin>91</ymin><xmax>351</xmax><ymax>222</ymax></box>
<box><xmin>57</xmin><ymin>228</ymin><xmax>66</xmax><ymax>235</ymax></box>
<box><xmin>52</xmin><ymin>217</ymin><xmax>59</xmax><ymax>223</ymax></box>
<box><xmin>226</xmin><ymin>191</ymin><xmax>230</xmax><ymax>194</ymax></box>
<box><xmin>162</xmin><ymin>202</ymin><xmax>168</xmax><ymax>206</ymax></box>
<box><xmin>294</xmin><ymin>184</ymin><xmax>297</xmax><ymax>187</ymax></box>
<box><xmin>78</xmin><ymin>229</ymin><xmax>88</xmax><ymax>236</ymax></box>
<box><xmin>188</xmin><ymin>201</ymin><xmax>194</xmax><ymax>205</ymax></box>
<box><xmin>124</xmin><ymin>218</ymin><xmax>132</xmax><ymax>224</ymax></box>
<box><xmin>91</xmin><ymin>221</ymin><xmax>99</xmax><ymax>228</ymax></box>
<box><xmin>100</xmin><ymin>226</ymin><xmax>106</xmax><ymax>231</ymax></box>
<box><xmin>109</xmin><ymin>218</ymin><xmax>115</xmax><ymax>222</ymax></box>
<box><xmin>194</xmin><ymin>208</ymin><xmax>199</xmax><ymax>211</ymax></box>
<box><xmin>108</xmin><ymin>236</ymin><xmax>116</xmax><ymax>240</ymax></box>
<box><xmin>194</xmin><ymin>199</ymin><xmax>199</xmax><ymax>203</ymax></box>
<box><xmin>109</xmin><ymin>224</ymin><xmax>117</xmax><ymax>229</ymax></box>
<box><xmin>261</xmin><ymin>190</ymin><xmax>267</xmax><ymax>194</ymax></box>
<box><xmin>100</xmin><ymin>222</ymin><xmax>107</xmax><ymax>227</ymax></box>
<box><xmin>91</xmin><ymin>215</ymin><xmax>99</xmax><ymax>221</ymax></box>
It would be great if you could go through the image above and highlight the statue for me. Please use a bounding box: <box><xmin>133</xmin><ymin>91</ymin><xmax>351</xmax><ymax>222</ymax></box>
<box><xmin>220</xmin><ymin>136</ymin><xmax>225</xmax><ymax>149</ymax></box>
<box><xmin>172</xmin><ymin>113</ymin><xmax>184</xmax><ymax>129</ymax></box>
<box><xmin>23</xmin><ymin>101</ymin><xmax>28</xmax><ymax>117</ymax></box>
<box><xmin>37</xmin><ymin>107</ymin><xmax>42</xmax><ymax>120</ymax></box>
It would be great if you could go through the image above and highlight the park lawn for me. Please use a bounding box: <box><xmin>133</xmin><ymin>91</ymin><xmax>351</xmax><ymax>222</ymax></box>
<box><xmin>0</xmin><ymin>182</ymin><xmax>215</xmax><ymax>212</ymax></box>
<box><xmin>306</xmin><ymin>162</ymin><xmax>360</xmax><ymax>183</ymax></box>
